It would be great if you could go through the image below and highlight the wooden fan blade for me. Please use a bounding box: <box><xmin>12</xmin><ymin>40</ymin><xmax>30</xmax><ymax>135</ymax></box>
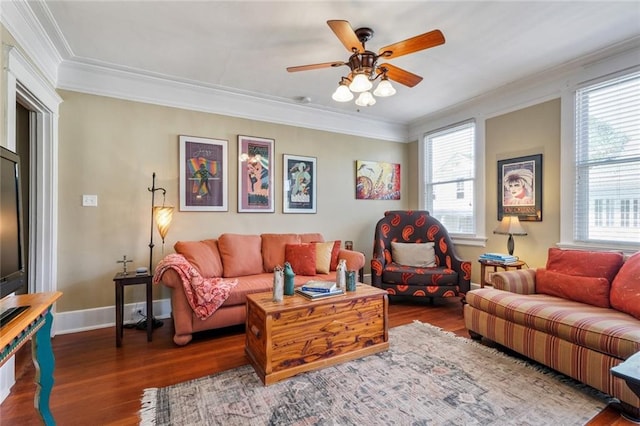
<box><xmin>380</xmin><ymin>63</ymin><xmax>423</xmax><ymax>87</ymax></box>
<box><xmin>378</xmin><ymin>29</ymin><xmax>445</xmax><ymax>59</ymax></box>
<box><xmin>287</xmin><ymin>61</ymin><xmax>346</xmax><ymax>72</ymax></box>
<box><xmin>327</xmin><ymin>20</ymin><xmax>363</xmax><ymax>53</ymax></box>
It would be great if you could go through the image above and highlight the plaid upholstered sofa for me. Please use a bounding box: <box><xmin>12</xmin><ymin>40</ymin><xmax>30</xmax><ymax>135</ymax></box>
<box><xmin>371</xmin><ymin>210</ymin><xmax>471</xmax><ymax>301</ymax></box>
<box><xmin>464</xmin><ymin>248</ymin><xmax>640</xmax><ymax>418</ymax></box>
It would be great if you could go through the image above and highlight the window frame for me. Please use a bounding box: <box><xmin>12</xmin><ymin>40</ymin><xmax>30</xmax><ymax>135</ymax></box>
<box><xmin>560</xmin><ymin>67</ymin><xmax>640</xmax><ymax>253</ymax></box>
<box><xmin>419</xmin><ymin>119</ymin><xmax>486</xmax><ymax>244</ymax></box>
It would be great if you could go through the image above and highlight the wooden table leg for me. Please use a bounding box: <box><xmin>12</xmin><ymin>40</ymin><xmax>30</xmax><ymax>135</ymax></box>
<box><xmin>115</xmin><ymin>281</ymin><xmax>123</xmax><ymax>347</ymax></box>
<box><xmin>480</xmin><ymin>263</ymin><xmax>487</xmax><ymax>288</ymax></box>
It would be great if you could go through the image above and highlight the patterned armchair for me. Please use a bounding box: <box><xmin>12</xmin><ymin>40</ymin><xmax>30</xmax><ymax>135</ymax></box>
<box><xmin>371</xmin><ymin>210</ymin><xmax>471</xmax><ymax>301</ymax></box>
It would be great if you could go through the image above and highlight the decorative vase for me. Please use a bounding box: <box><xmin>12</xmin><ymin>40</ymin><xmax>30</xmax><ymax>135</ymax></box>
<box><xmin>283</xmin><ymin>262</ymin><xmax>295</xmax><ymax>295</ymax></box>
<box><xmin>273</xmin><ymin>266</ymin><xmax>284</xmax><ymax>302</ymax></box>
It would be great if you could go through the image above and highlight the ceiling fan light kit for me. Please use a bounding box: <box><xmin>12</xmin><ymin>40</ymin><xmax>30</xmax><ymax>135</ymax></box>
<box><xmin>288</xmin><ymin>20</ymin><xmax>445</xmax><ymax>108</ymax></box>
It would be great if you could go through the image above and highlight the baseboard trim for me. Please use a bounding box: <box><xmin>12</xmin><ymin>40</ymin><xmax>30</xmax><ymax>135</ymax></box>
<box><xmin>54</xmin><ymin>298</ymin><xmax>172</xmax><ymax>335</ymax></box>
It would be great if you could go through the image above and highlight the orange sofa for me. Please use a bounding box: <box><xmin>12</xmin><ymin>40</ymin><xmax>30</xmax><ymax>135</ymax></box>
<box><xmin>155</xmin><ymin>233</ymin><xmax>365</xmax><ymax>345</ymax></box>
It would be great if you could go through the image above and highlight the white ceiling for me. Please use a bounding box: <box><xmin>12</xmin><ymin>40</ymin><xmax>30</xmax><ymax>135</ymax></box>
<box><xmin>15</xmin><ymin>1</ymin><xmax>640</xmax><ymax>128</ymax></box>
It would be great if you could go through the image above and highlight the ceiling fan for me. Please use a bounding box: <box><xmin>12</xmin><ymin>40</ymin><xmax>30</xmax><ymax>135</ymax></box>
<box><xmin>287</xmin><ymin>20</ymin><xmax>445</xmax><ymax>106</ymax></box>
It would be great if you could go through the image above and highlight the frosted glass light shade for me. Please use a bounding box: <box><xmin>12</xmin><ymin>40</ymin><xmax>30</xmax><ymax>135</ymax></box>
<box><xmin>332</xmin><ymin>84</ymin><xmax>354</xmax><ymax>102</ymax></box>
<box><xmin>355</xmin><ymin>91</ymin><xmax>376</xmax><ymax>107</ymax></box>
<box><xmin>349</xmin><ymin>73</ymin><xmax>373</xmax><ymax>93</ymax></box>
<box><xmin>373</xmin><ymin>79</ymin><xmax>396</xmax><ymax>97</ymax></box>
<box><xmin>153</xmin><ymin>206</ymin><xmax>174</xmax><ymax>242</ymax></box>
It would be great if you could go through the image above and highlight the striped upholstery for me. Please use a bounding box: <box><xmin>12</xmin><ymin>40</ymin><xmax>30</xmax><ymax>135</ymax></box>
<box><xmin>492</xmin><ymin>269</ymin><xmax>536</xmax><ymax>294</ymax></box>
<box><xmin>465</xmin><ymin>275</ymin><xmax>640</xmax><ymax>409</ymax></box>
<box><xmin>467</xmin><ymin>289</ymin><xmax>640</xmax><ymax>359</ymax></box>
<box><xmin>464</xmin><ymin>303</ymin><xmax>640</xmax><ymax>408</ymax></box>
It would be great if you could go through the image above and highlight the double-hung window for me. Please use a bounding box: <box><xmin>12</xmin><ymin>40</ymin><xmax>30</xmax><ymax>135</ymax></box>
<box><xmin>574</xmin><ymin>70</ymin><xmax>640</xmax><ymax>247</ymax></box>
<box><xmin>422</xmin><ymin>120</ymin><xmax>476</xmax><ymax>235</ymax></box>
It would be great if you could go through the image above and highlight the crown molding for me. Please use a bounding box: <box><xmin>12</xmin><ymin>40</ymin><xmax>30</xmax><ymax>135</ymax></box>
<box><xmin>57</xmin><ymin>59</ymin><xmax>409</xmax><ymax>142</ymax></box>
<box><xmin>0</xmin><ymin>0</ymin><xmax>62</xmax><ymax>87</ymax></box>
<box><xmin>3</xmin><ymin>1</ymin><xmax>408</xmax><ymax>142</ymax></box>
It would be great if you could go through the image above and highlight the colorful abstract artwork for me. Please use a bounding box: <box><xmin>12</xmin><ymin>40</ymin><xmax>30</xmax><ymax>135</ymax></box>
<box><xmin>356</xmin><ymin>160</ymin><xmax>401</xmax><ymax>200</ymax></box>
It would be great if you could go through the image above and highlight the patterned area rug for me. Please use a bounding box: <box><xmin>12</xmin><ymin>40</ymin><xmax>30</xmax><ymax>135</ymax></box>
<box><xmin>140</xmin><ymin>321</ymin><xmax>609</xmax><ymax>425</ymax></box>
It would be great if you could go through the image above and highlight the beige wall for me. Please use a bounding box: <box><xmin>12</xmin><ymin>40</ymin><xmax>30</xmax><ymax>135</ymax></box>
<box><xmin>407</xmin><ymin>99</ymin><xmax>561</xmax><ymax>283</ymax></box>
<box><xmin>56</xmin><ymin>90</ymin><xmax>408</xmax><ymax>312</ymax></box>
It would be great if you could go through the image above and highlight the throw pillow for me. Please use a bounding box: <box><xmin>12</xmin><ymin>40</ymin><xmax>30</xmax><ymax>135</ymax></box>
<box><xmin>173</xmin><ymin>239</ymin><xmax>223</xmax><ymax>278</ymax></box>
<box><xmin>330</xmin><ymin>240</ymin><xmax>342</xmax><ymax>271</ymax></box>
<box><xmin>536</xmin><ymin>268</ymin><xmax>611</xmax><ymax>308</ymax></box>
<box><xmin>218</xmin><ymin>234</ymin><xmax>263</xmax><ymax>278</ymax></box>
<box><xmin>261</xmin><ymin>234</ymin><xmax>301</xmax><ymax>272</ymax></box>
<box><xmin>546</xmin><ymin>248</ymin><xmax>624</xmax><ymax>282</ymax></box>
<box><xmin>285</xmin><ymin>243</ymin><xmax>317</xmax><ymax>276</ymax></box>
<box><xmin>610</xmin><ymin>252</ymin><xmax>640</xmax><ymax>320</ymax></box>
<box><xmin>315</xmin><ymin>242</ymin><xmax>333</xmax><ymax>274</ymax></box>
<box><xmin>391</xmin><ymin>242</ymin><xmax>436</xmax><ymax>267</ymax></box>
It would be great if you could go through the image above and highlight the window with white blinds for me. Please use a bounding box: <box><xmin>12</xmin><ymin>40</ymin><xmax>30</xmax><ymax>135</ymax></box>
<box><xmin>575</xmin><ymin>71</ymin><xmax>640</xmax><ymax>246</ymax></box>
<box><xmin>423</xmin><ymin>120</ymin><xmax>475</xmax><ymax>234</ymax></box>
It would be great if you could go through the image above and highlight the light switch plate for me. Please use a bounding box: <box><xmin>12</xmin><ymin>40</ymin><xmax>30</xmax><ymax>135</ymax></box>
<box><xmin>82</xmin><ymin>194</ymin><xmax>98</xmax><ymax>207</ymax></box>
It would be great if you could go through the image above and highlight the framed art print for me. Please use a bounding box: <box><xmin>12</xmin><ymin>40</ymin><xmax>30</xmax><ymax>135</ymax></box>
<box><xmin>179</xmin><ymin>135</ymin><xmax>228</xmax><ymax>211</ymax></box>
<box><xmin>238</xmin><ymin>135</ymin><xmax>274</xmax><ymax>213</ymax></box>
<box><xmin>283</xmin><ymin>154</ymin><xmax>317</xmax><ymax>213</ymax></box>
<box><xmin>355</xmin><ymin>160</ymin><xmax>401</xmax><ymax>200</ymax></box>
<box><xmin>497</xmin><ymin>154</ymin><xmax>542</xmax><ymax>221</ymax></box>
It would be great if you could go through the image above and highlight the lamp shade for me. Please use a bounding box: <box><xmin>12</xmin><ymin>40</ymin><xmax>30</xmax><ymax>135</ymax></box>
<box><xmin>332</xmin><ymin>84</ymin><xmax>354</xmax><ymax>102</ymax></box>
<box><xmin>355</xmin><ymin>91</ymin><xmax>376</xmax><ymax>107</ymax></box>
<box><xmin>493</xmin><ymin>216</ymin><xmax>527</xmax><ymax>236</ymax></box>
<box><xmin>153</xmin><ymin>206</ymin><xmax>174</xmax><ymax>242</ymax></box>
<box><xmin>373</xmin><ymin>78</ymin><xmax>396</xmax><ymax>97</ymax></box>
<box><xmin>349</xmin><ymin>73</ymin><xmax>373</xmax><ymax>93</ymax></box>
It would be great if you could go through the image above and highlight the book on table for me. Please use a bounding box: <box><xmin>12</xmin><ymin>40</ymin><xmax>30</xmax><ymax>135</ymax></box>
<box><xmin>295</xmin><ymin>288</ymin><xmax>344</xmax><ymax>299</ymax></box>
<box><xmin>479</xmin><ymin>253</ymin><xmax>518</xmax><ymax>264</ymax></box>
<box><xmin>300</xmin><ymin>281</ymin><xmax>337</xmax><ymax>293</ymax></box>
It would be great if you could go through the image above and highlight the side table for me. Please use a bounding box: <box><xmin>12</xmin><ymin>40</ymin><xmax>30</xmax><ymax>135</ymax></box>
<box><xmin>478</xmin><ymin>259</ymin><xmax>525</xmax><ymax>288</ymax></box>
<box><xmin>611</xmin><ymin>351</ymin><xmax>640</xmax><ymax>421</ymax></box>
<box><xmin>113</xmin><ymin>272</ymin><xmax>153</xmax><ymax>347</ymax></box>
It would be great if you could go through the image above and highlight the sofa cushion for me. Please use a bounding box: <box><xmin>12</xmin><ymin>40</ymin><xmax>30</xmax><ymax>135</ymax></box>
<box><xmin>329</xmin><ymin>240</ymin><xmax>341</xmax><ymax>270</ymax></box>
<box><xmin>610</xmin><ymin>252</ymin><xmax>640</xmax><ymax>320</ymax></box>
<box><xmin>285</xmin><ymin>243</ymin><xmax>317</xmax><ymax>276</ymax></box>
<box><xmin>261</xmin><ymin>233</ymin><xmax>301</xmax><ymax>272</ymax></box>
<box><xmin>391</xmin><ymin>242</ymin><xmax>436</xmax><ymax>267</ymax></box>
<box><xmin>536</xmin><ymin>268</ymin><xmax>610</xmax><ymax>308</ymax></box>
<box><xmin>466</xmin><ymin>288</ymin><xmax>640</xmax><ymax>359</ymax></box>
<box><xmin>299</xmin><ymin>233</ymin><xmax>324</xmax><ymax>243</ymax></box>
<box><xmin>546</xmin><ymin>248</ymin><xmax>624</xmax><ymax>282</ymax></box>
<box><xmin>173</xmin><ymin>239</ymin><xmax>223</xmax><ymax>278</ymax></box>
<box><xmin>218</xmin><ymin>234</ymin><xmax>263</xmax><ymax>277</ymax></box>
<box><xmin>315</xmin><ymin>242</ymin><xmax>333</xmax><ymax>274</ymax></box>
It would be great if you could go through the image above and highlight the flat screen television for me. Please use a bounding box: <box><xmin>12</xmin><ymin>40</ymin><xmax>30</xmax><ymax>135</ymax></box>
<box><xmin>0</xmin><ymin>146</ymin><xmax>26</xmax><ymax>299</ymax></box>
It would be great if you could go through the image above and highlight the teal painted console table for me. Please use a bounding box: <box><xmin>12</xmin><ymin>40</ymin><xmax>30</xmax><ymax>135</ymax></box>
<box><xmin>1</xmin><ymin>292</ymin><xmax>62</xmax><ymax>426</ymax></box>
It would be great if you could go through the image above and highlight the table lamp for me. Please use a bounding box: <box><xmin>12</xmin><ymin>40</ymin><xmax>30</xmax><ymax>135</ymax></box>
<box><xmin>493</xmin><ymin>216</ymin><xmax>527</xmax><ymax>255</ymax></box>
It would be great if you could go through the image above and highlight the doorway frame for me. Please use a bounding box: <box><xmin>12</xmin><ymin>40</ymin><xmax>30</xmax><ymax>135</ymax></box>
<box><xmin>4</xmin><ymin>46</ymin><xmax>61</xmax><ymax>297</ymax></box>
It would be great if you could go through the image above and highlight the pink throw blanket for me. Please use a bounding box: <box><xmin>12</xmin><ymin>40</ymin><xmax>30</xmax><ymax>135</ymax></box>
<box><xmin>153</xmin><ymin>254</ymin><xmax>238</xmax><ymax>320</ymax></box>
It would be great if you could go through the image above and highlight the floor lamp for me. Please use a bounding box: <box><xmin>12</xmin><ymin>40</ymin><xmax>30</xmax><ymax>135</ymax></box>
<box><xmin>147</xmin><ymin>172</ymin><xmax>174</xmax><ymax>328</ymax></box>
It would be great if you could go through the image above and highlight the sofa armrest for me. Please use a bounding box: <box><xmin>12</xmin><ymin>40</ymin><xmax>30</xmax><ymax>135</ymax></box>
<box><xmin>492</xmin><ymin>269</ymin><xmax>537</xmax><ymax>294</ymax></box>
<box><xmin>157</xmin><ymin>268</ymin><xmax>182</xmax><ymax>289</ymax></box>
<box><xmin>338</xmin><ymin>249</ymin><xmax>365</xmax><ymax>272</ymax></box>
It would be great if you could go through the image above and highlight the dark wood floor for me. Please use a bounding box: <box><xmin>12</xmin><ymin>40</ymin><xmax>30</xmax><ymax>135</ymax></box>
<box><xmin>0</xmin><ymin>297</ymin><xmax>632</xmax><ymax>425</ymax></box>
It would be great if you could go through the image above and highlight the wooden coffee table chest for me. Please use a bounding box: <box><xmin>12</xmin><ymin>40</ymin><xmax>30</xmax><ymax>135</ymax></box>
<box><xmin>245</xmin><ymin>284</ymin><xmax>389</xmax><ymax>385</ymax></box>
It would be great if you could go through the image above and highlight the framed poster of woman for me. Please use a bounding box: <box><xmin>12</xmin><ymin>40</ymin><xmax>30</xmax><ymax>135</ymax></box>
<box><xmin>497</xmin><ymin>154</ymin><xmax>542</xmax><ymax>221</ymax></box>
